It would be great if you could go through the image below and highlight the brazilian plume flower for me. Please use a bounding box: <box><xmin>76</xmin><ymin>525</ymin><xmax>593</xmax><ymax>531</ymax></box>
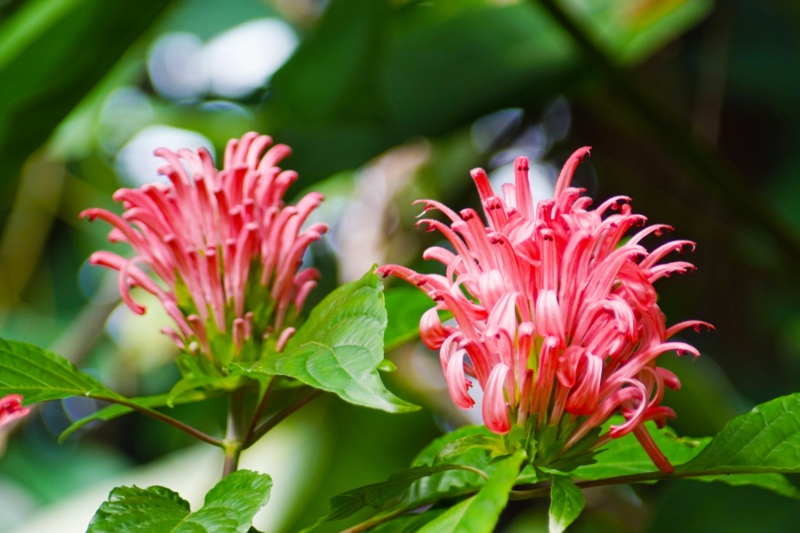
<box><xmin>82</xmin><ymin>132</ymin><xmax>327</xmax><ymax>363</ymax></box>
<box><xmin>377</xmin><ymin>148</ymin><xmax>709</xmax><ymax>473</ymax></box>
<box><xmin>0</xmin><ymin>394</ymin><xmax>29</xmax><ymax>429</ymax></box>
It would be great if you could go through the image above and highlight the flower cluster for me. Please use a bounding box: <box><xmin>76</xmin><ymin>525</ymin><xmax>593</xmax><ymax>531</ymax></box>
<box><xmin>0</xmin><ymin>394</ymin><xmax>29</xmax><ymax>429</ymax></box>
<box><xmin>83</xmin><ymin>132</ymin><xmax>326</xmax><ymax>363</ymax></box>
<box><xmin>377</xmin><ymin>148</ymin><xmax>708</xmax><ymax>472</ymax></box>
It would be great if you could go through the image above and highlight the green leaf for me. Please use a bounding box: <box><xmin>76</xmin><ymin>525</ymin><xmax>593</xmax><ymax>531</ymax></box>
<box><xmin>417</xmin><ymin>450</ymin><xmax>526</xmax><ymax>533</ymax></box>
<box><xmin>407</xmin><ymin>426</ymin><xmax>499</xmax><ymax>505</ymax></box>
<box><xmin>572</xmin><ymin>420</ymin><xmax>707</xmax><ymax>479</ymax></box>
<box><xmin>59</xmin><ymin>390</ymin><xmax>213</xmax><ymax>443</ymax></box>
<box><xmin>197</xmin><ymin>470</ymin><xmax>273</xmax><ymax>533</ymax></box>
<box><xmin>0</xmin><ymin>337</ymin><xmax>120</xmax><ymax>403</ymax></box>
<box><xmin>384</xmin><ymin>286</ymin><xmax>442</xmax><ymax>351</ymax></box>
<box><xmin>434</xmin><ymin>434</ymin><xmax>498</xmax><ymax>465</ymax></box>
<box><xmin>88</xmin><ymin>470</ymin><xmax>272</xmax><ymax>533</ymax></box>
<box><xmin>690</xmin><ymin>472</ymin><xmax>800</xmax><ymax>500</ymax></box>
<box><xmin>414</xmin><ymin>426</ymin><xmax>486</xmax><ymax>463</ymax></box>
<box><xmin>233</xmin><ymin>271</ymin><xmax>417</xmax><ymax>413</ymax></box>
<box><xmin>0</xmin><ymin>0</ymin><xmax>173</xmax><ymax>208</ymax></box>
<box><xmin>548</xmin><ymin>475</ymin><xmax>585</xmax><ymax>533</ymax></box>
<box><xmin>678</xmin><ymin>393</ymin><xmax>800</xmax><ymax>476</ymax></box>
<box><xmin>309</xmin><ymin>464</ymin><xmax>481</xmax><ymax>529</ymax></box>
<box><xmin>417</xmin><ymin>498</ymin><xmax>476</xmax><ymax>532</ymax></box>
<box><xmin>573</xmin><ymin>416</ymin><xmax>800</xmax><ymax>499</ymax></box>
<box><xmin>88</xmin><ymin>485</ymin><xmax>193</xmax><ymax>533</ymax></box>
<box><xmin>305</xmin><ymin>427</ymin><xmax>503</xmax><ymax>532</ymax></box>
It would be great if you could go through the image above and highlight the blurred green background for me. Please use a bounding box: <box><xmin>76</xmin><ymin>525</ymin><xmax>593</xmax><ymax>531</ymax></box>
<box><xmin>1</xmin><ymin>0</ymin><xmax>800</xmax><ymax>531</ymax></box>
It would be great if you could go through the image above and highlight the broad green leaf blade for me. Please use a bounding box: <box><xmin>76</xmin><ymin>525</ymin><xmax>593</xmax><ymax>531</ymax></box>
<box><xmin>305</xmin><ymin>428</ymin><xmax>506</xmax><ymax>532</ymax></box>
<box><xmin>677</xmin><ymin>393</ymin><xmax>800</xmax><ymax>475</ymax></box>
<box><xmin>691</xmin><ymin>472</ymin><xmax>800</xmax><ymax>500</ymax></box>
<box><xmin>0</xmin><ymin>0</ymin><xmax>173</xmax><ymax>205</ymax></box>
<box><xmin>59</xmin><ymin>390</ymin><xmax>213</xmax><ymax>443</ymax></box>
<box><xmin>87</xmin><ymin>470</ymin><xmax>272</xmax><ymax>533</ymax></box>
<box><xmin>408</xmin><ymin>426</ymin><xmax>500</xmax><ymax>505</ymax></box>
<box><xmin>0</xmin><ymin>338</ymin><xmax>120</xmax><ymax>403</ymax></box>
<box><xmin>310</xmin><ymin>464</ymin><xmax>479</xmax><ymax>528</ymax></box>
<box><xmin>549</xmin><ymin>475</ymin><xmax>585</xmax><ymax>533</ymax></box>
<box><xmin>416</xmin><ymin>498</ymin><xmax>474</xmax><ymax>533</ymax></box>
<box><xmin>412</xmin><ymin>426</ymin><xmax>497</xmax><ymax>467</ymax></box>
<box><xmin>384</xmin><ymin>286</ymin><xmax>443</xmax><ymax>351</ymax></box>
<box><xmin>88</xmin><ymin>485</ymin><xmax>192</xmax><ymax>532</ymax></box>
<box><xmin>235</xmin><ymin>271</ymin><xmax>417</xmax><ymax>413</ymax></box>
<box><xmin>417</xmin><ymin>450</ymin><xmax>526</xmax><ymax>533</ymax></box>
<box><xmin>196</xmin><ymin>470</ymin><xmax>273</xmax><ymax>533</ymax></box>
<box><xmin>434</xmin><ymin>434</ymin><xmax>497</xmax><ymax>464</ymax></box>
<box><xmin>573</xmin><ymin>420</ymin><xmax>707</xmax><ymax>479</ymax></box>
<box><xmin>573</xmin><ymin>417</ymin><xmax>800</xmax><ymax>499</ymax></box>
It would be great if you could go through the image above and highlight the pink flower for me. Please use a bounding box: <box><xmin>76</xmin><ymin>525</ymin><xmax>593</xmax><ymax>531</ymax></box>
<box><xmin>82</xmin><ymin>132</ymin><xmax>327</xmax><ymax>361</ymax></box>
<box><xmin>0</xmin><ymin>394</ymin><xmax>29</xmax><ymax>429</ymax></box>
<box><xmin>377</xmin><ymin>148</ymin><xmax>709</xmax><ymax>473</ymax></box>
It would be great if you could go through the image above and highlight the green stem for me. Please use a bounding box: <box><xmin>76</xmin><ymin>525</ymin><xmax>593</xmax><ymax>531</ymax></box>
<box><xmin>510</xmin><ymin>466</ymin><xmax>793</xmax><ymax>500</ymax></box>
<box><xmin>243</xmin><ymin>376</ymin><xmax>275</xmax><ymax>447</ymax></box>
<box><xmin>94</xmin><ymin>395</ymin><xmax>222</xmax><ymax>447</ymax></box>
<box><xmin>244</xmin><ymin>389</ymin><xmax>322</xmax><ymax>448</ymax></box>
<box><xmin>508</xmin><ymin>471</ymin><xmax>667</xmax><ymax>499</ymax></box>
<box><xmin>222</xmin><ymin>389</ymin><xmax>245</xmax><ymax>478</ymax></box>
<box><xmin>454</xmin><ymin>464</ymin><xmax>490</xmax><ymax>481</ymax></box>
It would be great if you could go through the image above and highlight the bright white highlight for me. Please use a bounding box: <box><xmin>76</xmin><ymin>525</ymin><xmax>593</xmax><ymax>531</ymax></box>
<box><xmin>115</xmin><ymin>125</ymin><xmax>214</xmax><ymax>187</ymax></box>
<box><xmin>147</xmin><ymin>19</ymin><xmax>298</xmax><ymax>101</ymax></box>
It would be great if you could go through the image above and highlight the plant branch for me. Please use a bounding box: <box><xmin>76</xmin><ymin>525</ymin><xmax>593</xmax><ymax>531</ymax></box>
<box><xmin>451</xmin><ymin>464</ymin><xmax>490</xmax><ymax>481</ymax></box>
<box><xmin>93</xmin><ymin>395</ymin><xmax>222</xmax><ymax>448</ymax></box>
<box><xmin>244</xmin><ymin>389</ymin><xmax>323</xmax><ymax>448</ymax></box>
<box><xmin>510</xmin><ymin>465</ymin><xmax>797</xmax><ymax>500</ymax></box>
<box><xmin>243</xmin><ymin>376</ymin><xmax>275</xmax><ymax>446</ymax></box>
<box><xmin>222</xmin><ymin>388</ymin><xmax>246</xmax><ymax>477</ymax></box>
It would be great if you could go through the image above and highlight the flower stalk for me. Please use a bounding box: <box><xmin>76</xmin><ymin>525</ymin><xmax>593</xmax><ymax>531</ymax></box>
<box><xmin>222</xmin><ymin>388</ymin><xmax>245</xmax><ymax>477</ymax></box>
<box><xmin>244</xmin><ymin>389</ymin><xmax>323</xmax><ymax>448</ymax></box>
<box><xmin>93</xmin><ymin>394</ymin><xmax>222</xmax><ymax>448</ymax></box>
